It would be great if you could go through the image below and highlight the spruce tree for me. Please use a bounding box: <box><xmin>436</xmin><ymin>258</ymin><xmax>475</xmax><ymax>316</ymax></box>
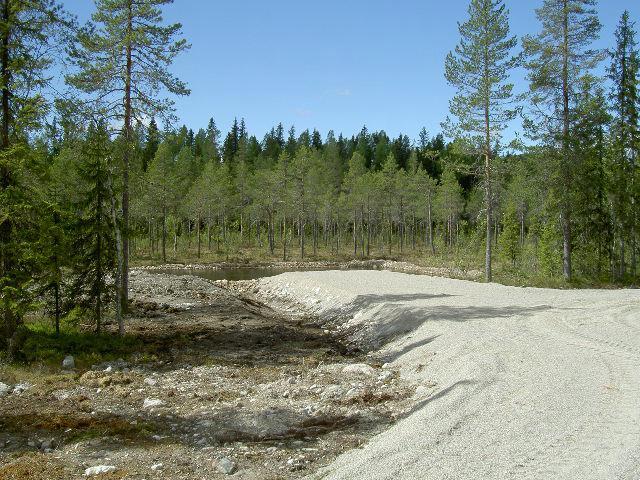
<box><xmin>142</xmin><ymin>118</ymin><xmax>160</xmax><ymax>171</ymax></box>
<box><xmin>608</xmin><ymin>11</ymin><xmax>639</xmax><ymax>278</ymax></box>
<box><xmin>71</xmin><ymin>122</ymin><xmax>117</xmax><ymax>334</ymax></box>
<box><xmin>0</xmin><ymin>0</ymin><xmax>70</xmax><ymax>346</ymax></box>
<box><xmin>445</xmin><ymin>0</ymin><xmax>519</xmax><ymax>282</ymax></box>
<box><xmin>523</xmin><ymin>0</ymin><xmax>602</xmax><ymax>281</ymax></box>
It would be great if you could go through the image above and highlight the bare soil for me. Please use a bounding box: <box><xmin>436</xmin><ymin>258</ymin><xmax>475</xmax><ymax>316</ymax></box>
<box><xmin>0</xmin><ymin>270</ymin><xmax>416</xmax><ymax>479</ymax></box>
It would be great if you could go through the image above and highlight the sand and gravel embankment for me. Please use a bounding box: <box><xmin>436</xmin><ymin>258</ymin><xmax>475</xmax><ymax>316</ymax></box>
<box><xmin>248</xmin><ymin>270</ymin><xmax>640</xmax><ymax>480</ymax></box>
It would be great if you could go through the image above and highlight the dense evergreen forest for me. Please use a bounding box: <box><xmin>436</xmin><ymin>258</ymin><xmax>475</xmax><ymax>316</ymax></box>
<box><xmin>1</xmin><ymin>0</ymin><xmax>639</xmax><ymax>349</ymax></box>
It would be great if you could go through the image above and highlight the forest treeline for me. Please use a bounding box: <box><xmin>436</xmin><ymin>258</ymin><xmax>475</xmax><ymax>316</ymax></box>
<box><xmin>0</xmin><ymin>0</ymin><xmax>638</xmax><ymax>349</ymax></box>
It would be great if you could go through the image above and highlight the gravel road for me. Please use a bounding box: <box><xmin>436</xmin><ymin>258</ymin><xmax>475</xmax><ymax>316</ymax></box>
<box><xmin>254</xmin><ymin>270</ymin><xmax>640</xmax><ymax>480</ymax></box>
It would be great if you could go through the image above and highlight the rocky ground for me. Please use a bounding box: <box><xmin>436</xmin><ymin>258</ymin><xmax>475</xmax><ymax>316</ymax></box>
<box><xmin>0</xmin><ymin>270</ymin><xmax>418</xmax><ymax>480</ymax></box>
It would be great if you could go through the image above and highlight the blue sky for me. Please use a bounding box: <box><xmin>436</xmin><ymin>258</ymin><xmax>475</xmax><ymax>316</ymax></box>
<box><xmin>63</xmin><ymin>0</ymin><xmax>638</xmax><ymax>142</ymax></box>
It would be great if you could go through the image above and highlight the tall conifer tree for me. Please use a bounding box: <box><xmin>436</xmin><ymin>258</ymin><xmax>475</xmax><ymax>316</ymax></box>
<box><xmin>523</xmin><ymin>0</ymin><xmax>602</xmax><ymax>281</ymax></box>
<box><xmin>444</xmin><ymin>0</ymin><xmax>519</xmax><ymax>282</ymax></box>
<box><xmin>0</xmin><ymin>0</ymin><xmax>70</xmax><ymax>346</ymax></box>
<box><xmin>68</xmin><ymin>0</ymin><xmax>190</xmax><ymax>312</ymax></box>
<box><xmin>608</xmin><ymin>11</ymin><xmax>639</xmax><ymax>278</ymax></box>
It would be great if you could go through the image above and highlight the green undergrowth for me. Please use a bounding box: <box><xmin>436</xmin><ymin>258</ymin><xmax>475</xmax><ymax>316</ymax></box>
<box><xmin>8</xmin><ymin>317</ymin><xmax>144</xmax><ymax>369</ymax></box>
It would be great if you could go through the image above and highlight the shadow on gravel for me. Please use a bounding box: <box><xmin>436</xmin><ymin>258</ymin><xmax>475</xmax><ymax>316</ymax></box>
<box><xmin>0</xmin><ymin>406</ymin><xmax>363</xmax><ymax>455</ymax></box>
<box><xmin>348</xmin><ymin>293</ymin><xmax>454</xmax><ymax>312</ymax></box>
<box><xmin>352</xmin><ymin>304</ymin><xmax>554</xmax><ymax>351</ymax></box>
<box><xmin>405</xmin><ymin>380</ymin><xmax>477</xmax><ymax>416</ymax></box>
<box><xmin>417</xmin><ymin>304</ymin><xmax>554</xmax><ymax>322</ymax></box>
<box><xmin>384</xmin><ymin>335</ymin><xmax>442</xmax><ymax>362</ymax></box>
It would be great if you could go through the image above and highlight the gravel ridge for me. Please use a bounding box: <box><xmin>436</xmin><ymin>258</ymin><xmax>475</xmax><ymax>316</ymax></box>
<box><xmin>251</xmin><ymin>270</ymin><xmax>640</xmax><ymax>480</ymax></box>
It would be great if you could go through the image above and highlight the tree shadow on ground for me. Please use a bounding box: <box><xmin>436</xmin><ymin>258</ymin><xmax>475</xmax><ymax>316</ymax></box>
<box><xmin>355</xmin><ymin>304</ymin><xmax>554</xmax><ymax>350</ymax></box>
<box><xmin>403</xmin><ymin>379</ymin><xmax>478</xmax><ymax>417</ymax></box>
<box><xmin>383</xmin><ymin>334</ymin><xmax>442</xmax><ymax>362</ymax></box>
<box><xmin>347</xmin><ymin>293</ymin><xmax>454</xmax><ymax>313</ymax></box>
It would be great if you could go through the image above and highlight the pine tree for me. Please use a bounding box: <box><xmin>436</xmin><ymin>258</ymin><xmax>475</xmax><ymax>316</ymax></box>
<box><xmin>523</xmin><ymin>0</ymin><xmax>602</xmax><ymax>281</ymax></box>
<box><xmin>68</xmin><ymin>0</ymin><xmax>190</xmax><ymax>310</ymax></box>
<box><xmin>436</xmin><ymin>167</ymin><xmax>464</xmax><ymax>248</ymax></box>
<box><xmin>445</xmin><ymin>0</ymin><xmax>519</xmax><ymax>282</ymax></box>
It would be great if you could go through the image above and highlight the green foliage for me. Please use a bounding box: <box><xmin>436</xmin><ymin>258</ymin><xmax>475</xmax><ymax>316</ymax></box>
<box><xmin>19</xmin><ymin>318</ymin><xmax>141</xmax><ymax>367</ymax></box>
<box><xmin>538</xmin><ymin>220</ymin><xmax>562</xmax><ymax>278</ymax></box>
<box><xmin>67</xmin><ymin>0</ymin><xmax>190</xmax><ymax>122</ymax></box>
<box><xmin>499</xmin><ymin>208</ymin><xmax>521</xmax><ymax>267</ymax></box>
<box><xmin>70</xmin><ymin>122</ymin><xmax>117</xmax><ymax>333</ymax></box>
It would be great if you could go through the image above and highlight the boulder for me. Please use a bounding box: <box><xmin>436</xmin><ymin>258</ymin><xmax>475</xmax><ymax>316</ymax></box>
<box><xmin>143</xmin><ymin>398</ymin><xmax>164</xmax><ymax>409</ymax></box>
<box><xmin>62</xmin><ymin>355</ymin><xmax>75</xmax><ymax>370</ymax></box>
<box><xmin>216</xmin><ymin>457</ymin><xmax>237</xmax><ymax>475</ymax></box>
<box><xmin>0</xmin><ymin>382</ymin><xmax>10</xmax><ymax>397</ymax></box>
<box><xmin>84</xmin><ymin>465</ymin><xmax>116</xmax><ymax>476</ymax></box>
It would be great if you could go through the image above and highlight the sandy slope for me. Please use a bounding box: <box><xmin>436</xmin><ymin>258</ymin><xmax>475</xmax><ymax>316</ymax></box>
<box><xmin>254</xmin><ymin>270</ymin><xmax>640</xmax><ymax>480</ymax></box>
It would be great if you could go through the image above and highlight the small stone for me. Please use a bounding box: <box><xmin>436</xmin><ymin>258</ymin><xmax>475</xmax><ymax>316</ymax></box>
<box><xmin>84</xmin><ymin>465</ymin><xmax>116</xmax><ymax>476</ymax></box>
<box><xmin>12</xmin><ymin>383</ymin><xmax>30</xmax><ymax>394</ymax></box>
<box><xmin>40</xmin><ymin>439</ymin><xmax>55</xmax><ymax>450</ymax></box>
<box><xmin>151</xmin><ymin>463</ymin><xmax>163</xmax><ymax>471</ymax></box>
<box><xmin>62</xmin><ymin>355</ymin><xmax>75</xmax><ymax>370</ymax></box>
<box><xmin>216</xmin><ymin>457</ymin><xmax>237</xmax><ymax>475</ymax></box>
<box><xmin>414</xmin><ymin>385</ymin><xmax>430</xmax><ymax>398</ymax></box>
<box><xmin>143</xmin><ymin>398</ymin><xmax>164</xmax><ymax>409</ymax></box>
<box><xmin>0</xmin><ymin>383</ymin><xmax>10</xmax><ymax>397</ymax></box>
<box><xmin>143</xmin><ymin>377</ymin><xmax>157</xmax><ymax>386</ymax></box>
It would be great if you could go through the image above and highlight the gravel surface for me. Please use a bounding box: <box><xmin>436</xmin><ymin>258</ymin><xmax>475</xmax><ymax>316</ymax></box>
<box><xmin>252</xmin><ymin>270</ymin><xmax>640</xmax><ymax>480</ymax></box>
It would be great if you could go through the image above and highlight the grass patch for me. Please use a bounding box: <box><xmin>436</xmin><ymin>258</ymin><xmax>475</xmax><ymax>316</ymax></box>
<box><xmin>16</xmin><ymin>319</ymin><xmax>143</xmax><ymax>369</ymax></box>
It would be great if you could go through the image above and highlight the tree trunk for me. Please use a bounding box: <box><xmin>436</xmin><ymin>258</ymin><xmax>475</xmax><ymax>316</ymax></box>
<box><xmin>561</xmin><ymin>0</ymin><xmax>572</xmax><ymax>281</ymax></box>
<box><xmin>0</xmin><ymin>0</ymin><xmax>15</xmax><ymax>342</ymax></box>
<box><xmin>428</xmin><ymin>193</ymin><xmax>435</xmax><ymax>254</ymax></box>
<box><xmin>484</xmin><ymin>36</ymin><xmax>493</xmax><ymax>283</ymax></box>
<box><xmin>109</xmin><ymin>177</ymin><xmax>125</xmax><ymax>335</ymax></box>
<box><xmin>162</xmin><ymin>208</ymin><xmax>167</xmax><ymax>263</ymax></box>
<box><xmin>121</xmin><ymin>0</ymin><xmax>134</xmax><ymax>310</ymax></box>
<box><xmin>197</xmin><ymin>216</ymin><xmax>201</xmax><ymax>258</ymax></box>
<box><xmin>367</xmin><ymin>203</ymin><xmax>371</xmax><ymax>257</ymax></box>
<box><xmin>300</xmin><ymin>215</ymin><xmax>304</xmax><ymax>259</ymax></box>
<box><xmin>282</xmin><ymin>216</ymin><xmax>287</xmax><ymax>261</ymax></box>
<box><xmin>54</xmin><ymin>283</ymin><xmax>60</xmax><ymax>336</ymax></box>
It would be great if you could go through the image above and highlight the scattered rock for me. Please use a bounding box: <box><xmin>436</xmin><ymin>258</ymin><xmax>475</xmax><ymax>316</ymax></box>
<box><xmin>342</xmin><ymin>363</ymin><xmax>376</xmax><ymax>376</ymax></box>
<box><xmin>414</xmin><ymin>385</ymin><xmax>431</xmax><ymax>398</ymax></box>
<box><xmin>84</xmin><ymin>465</ymin><xmax>116</xmax><ymax>476</ymax></box>
<box><xmin>143</xmin><ymin>398</ymin><xmax>164</xmax><ymax>409</ymax></box>
<box><xmin>12</xmin><ymin>383</ymin><xmax>30</xmax><ymax>394</ymax></box>
<box><xmin>151</xmin><ymin>463</ymin><xmax>164</xmax><ymax>471</ymax></box>
<box><xmin>40</xmin><ymin>439</ymin><xmax>55</xmax><ymax>451</ymax></box>
<box><xmin>62</xmin><ymin>355</ymin><xmax>75</xmax><ymax>370</ymax></box>
<box><xmin>216</xmin><ymin>457</ymin><xmax>237</xmax><ymax>475</ymax></box>
<box><xmin>144</xmin><ymin>377</ymin><xmax>158</xmax><ymax>386</ymax></box>
<box><xmin>0</xmin><ymin>382</ymin><xmax>10</xmax><ymax>397</ymax></box>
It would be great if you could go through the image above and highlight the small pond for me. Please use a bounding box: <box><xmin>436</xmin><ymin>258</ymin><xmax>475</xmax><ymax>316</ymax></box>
<box><xmin>151</xmin><ymin>266</ymin><xmax>363</xmax><ymax>282</ymax></box>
